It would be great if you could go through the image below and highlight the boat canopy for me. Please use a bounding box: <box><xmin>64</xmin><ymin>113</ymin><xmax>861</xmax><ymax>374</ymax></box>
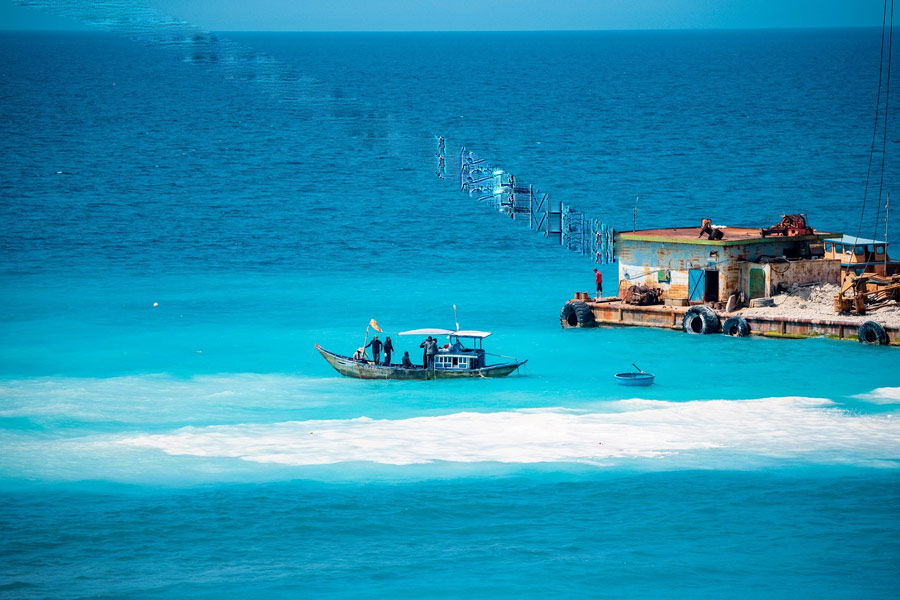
<box><xmin>825</xmin><ymin>235</ymin><xmax>887</xmax><ymax>246</ymax></box>
<box><xmin>453</xmin><ymin>330</ymin><xmax>492</xmax><ymax>339</ymax></box>
<box><xmin>399</xmin><ymin>328</ymin><xmax>492</xmax><ymax>339</ymax></box>
<box><xmin>399</xmin><ymin>328</ymin><xmax>454</xmax><ymax>336</ymax></box>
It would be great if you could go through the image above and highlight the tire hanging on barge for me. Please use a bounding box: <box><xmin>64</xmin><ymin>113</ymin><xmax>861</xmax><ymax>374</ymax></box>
<box><xmin>722</xmin><ymin>315</ymin><xmax>750</xmax><ymax>337</ymax></box>
<box><xmin>560</xmin><ymin>301</ymin><xmax>594</xmax><ymax>328</ymax></box>
<box><xmin>682</xmin><ymin>306</ymin><xmax>720</xmax><ymax>334</ymax></box>
<box><xmin>857</xmin><ymin>321</ymin><xmax>888</xmax><ymax>345</ymax></box>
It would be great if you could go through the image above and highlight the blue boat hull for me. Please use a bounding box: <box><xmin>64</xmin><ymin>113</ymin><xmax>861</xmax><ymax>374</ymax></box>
<box><xmin>615</xmin><ymin>373</ymin><xmax>655</xmax><ymax>386</ymax></box>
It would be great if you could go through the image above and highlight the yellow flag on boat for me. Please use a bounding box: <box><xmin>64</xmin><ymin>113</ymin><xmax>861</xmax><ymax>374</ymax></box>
<box><xmin>369</xmin><ymin>319</ymin><xmax>382</xmax><ymax>332</ymax></box>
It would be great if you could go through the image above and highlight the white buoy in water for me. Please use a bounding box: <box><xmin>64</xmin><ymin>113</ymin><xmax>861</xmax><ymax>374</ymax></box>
<box><xmin>152</xmin><ymin>302</ymin><xmax>158</xmax><ymax>307</ymax></box>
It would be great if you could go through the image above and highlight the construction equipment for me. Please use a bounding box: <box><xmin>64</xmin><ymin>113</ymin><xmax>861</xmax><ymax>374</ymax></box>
<box><xmin>760</xmin><ymin>214</ymin><xmax>815</xmax><ymax>238</ymax></box>
<box><xmin>834</xmin><ymin>274</ymin><xmax>900</xmax><ymax>314</ymax></box>
<box><xmin>623</xmin><ymin>285</ymin><xmax>664</xmax><ymax>306</ymax></box>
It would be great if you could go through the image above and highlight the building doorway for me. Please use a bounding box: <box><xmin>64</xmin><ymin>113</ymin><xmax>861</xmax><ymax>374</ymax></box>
<box><xmin>749</xmin><ymin>268</ymin><xmax>765</xmax><ymax>299</ymax></box>
<box><xmin>704</xmin><ymin>270</ymin><xmax>719</xmax><ymax>302</ymax></box>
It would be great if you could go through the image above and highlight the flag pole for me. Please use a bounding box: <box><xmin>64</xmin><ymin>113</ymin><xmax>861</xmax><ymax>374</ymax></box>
<box><xmin>361</xmin><ymin>325</ymin><xmax>370</xmax><ymax>360</ymax></box>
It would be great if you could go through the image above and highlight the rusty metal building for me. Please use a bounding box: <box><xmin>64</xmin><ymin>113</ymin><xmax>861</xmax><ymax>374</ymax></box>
<box><xmin>616</xmin><ymin>227</ymin><xmax>839</xmax><ymax>302</ymax></box>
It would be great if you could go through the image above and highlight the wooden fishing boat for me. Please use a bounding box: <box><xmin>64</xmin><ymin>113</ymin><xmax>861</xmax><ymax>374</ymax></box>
<box><xmin>316</xmin><ymin>328</ymin><xmax>526</xmax><ymax>380</ymax></box>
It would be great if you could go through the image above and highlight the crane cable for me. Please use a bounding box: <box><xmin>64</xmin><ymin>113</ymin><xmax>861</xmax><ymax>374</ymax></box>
<box><xmin>872</xmin><ymin>0</ymin><xmax>894</xmax><ymax>254</ymax></box>
<box><xmin>855</xmin><ymin>0</ymin><xmax>893</xmax><ymax>275</ymax></box>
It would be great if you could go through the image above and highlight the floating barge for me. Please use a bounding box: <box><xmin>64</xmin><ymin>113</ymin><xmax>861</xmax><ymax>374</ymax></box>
<box><xmin>561</xmin><ymin>216</ymin><xmax>899</xmax><ymax>345</ymax></box>
<box><xmin>561</xmin><ymin>296</ymin><xmax>899</xmax><ymax>344</ymax></box>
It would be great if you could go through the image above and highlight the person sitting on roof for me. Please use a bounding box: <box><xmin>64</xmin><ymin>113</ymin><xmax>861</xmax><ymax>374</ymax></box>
<box><xmin>699</xmin><ymin>218</ymin><xmax>724</xmax><ymax>240</ymax></box>
<box><xmin>401</xmin><ymin>351</ymin><xmax>413</xmax><ymax>368</ymax></box>
<box><xmin>450</xmin><ymin>337</ymin><xmax>464</xmax><ymax>352</ymax></box>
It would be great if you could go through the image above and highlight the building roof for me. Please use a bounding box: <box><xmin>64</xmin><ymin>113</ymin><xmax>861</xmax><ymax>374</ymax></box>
<box><xmin>618</xmin><ymin>227</ymin><xmax>835</xmax><ymax>246</ymax></box>
<box><xmin>825</xmin><ymin>235</ymin><xmax>887</xmax><ymax>246</ymax></box>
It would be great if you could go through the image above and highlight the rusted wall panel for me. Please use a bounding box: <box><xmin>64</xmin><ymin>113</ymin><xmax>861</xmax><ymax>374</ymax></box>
<box><xmin>620</xmin><ymin>238</ymin><xmax>843</xmax><ymax>302</ymax></box>
<box><xmin>741</xmin><ymin>259</ymin><xmax>841</xmax><ymax>298</ymax></box>
<box><xmin>769</xmin><ymin>259</ymin><xmax>841</xmax><ymax>291</ymax></box>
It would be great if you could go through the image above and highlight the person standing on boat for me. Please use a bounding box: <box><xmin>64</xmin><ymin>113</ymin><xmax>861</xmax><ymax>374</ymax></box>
<box><xmin>365</xmin><ymin>336</ymin><xmax>383</xmax><ymax>365</ymax></box>
<box><xmin>594</xmin><ymin>268</ymin><xmax>603</xmax><ymax>300</ymax></box>
<box><xmin>420</xmin><ymin>336</ymin><xmax>437</xmax><ymax>369</ymax></box>
<box><xmin>382</xmin><ymin>336</ymin><xmax>394</xmax><ymax>366</ymax></box>
<box><xmin>427</xmin><ymin>337</ymin><xmax>438</xmax><ymax>367</ymax></box>
<box><xmin>420</xmin><ymin>336</ymin><xmax>431</xmax><ymax>368</ymax></box>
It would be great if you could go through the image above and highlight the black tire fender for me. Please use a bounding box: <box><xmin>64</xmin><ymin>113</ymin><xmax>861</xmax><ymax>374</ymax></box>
<box><xmin>560</xmin><ymin>301</ymin><xmax>594</xmax><ymax>328</ymax></box>
<box><xmin>858</xmin><ymin>320</ymin><xmax>888</xmax><ymax>345</ymax></box>
<box><xmin>682</xmin><ymin>306</ymin><xmax>720</xmax><ymax>334</ymax></box>
<box><xmin>722</xmin><ymin>315</ymin><xmax>750</xmax><ymax>337</ymax></box>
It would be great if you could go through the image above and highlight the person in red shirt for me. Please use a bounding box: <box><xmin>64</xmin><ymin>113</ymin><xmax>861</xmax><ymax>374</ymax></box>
<box><xmin>593</xmin><ymin>268</ymin><xmax>603</xmax><ymax>299</ymax></box>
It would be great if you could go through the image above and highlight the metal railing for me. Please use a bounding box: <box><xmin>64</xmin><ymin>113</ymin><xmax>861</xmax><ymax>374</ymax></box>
<box><xmin>445</xmin><ymin>142</ymin><xmax>616</xmax><ymax>264</ymax></box>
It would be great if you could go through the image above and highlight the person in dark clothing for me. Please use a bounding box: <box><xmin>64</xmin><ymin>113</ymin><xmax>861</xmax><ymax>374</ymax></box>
<box><xmin>365</xmin><ymin>336</ymin><xmax>383</xmax><ymax>365</ymax></box>
<box><xmin>382</xmin><ymin>337</ymin><xmax>394</xmax><ymax>366</ymax></box>
<box><xmin>401</xmin><ymin>351</ymin><xmax>413</xmax><ymax>368</ymax></box>
<box><xmin>698</xmin><ymin>218</ymin><xmax>724</xmax><ymax>240</ymax></box>
<box><xmin>426</xmin><ymin>338</ymin><xmax>437</xmax><ymax>367</ymax></box>
<box><xmin>420</xmin><ymin>336</ymin><xmax>439</xmax><ymax>368</ymax></box>
<box><xmin>420</xmin><ymin>336</ymin><xmax>432</xmax><ymax>368</ymax></box>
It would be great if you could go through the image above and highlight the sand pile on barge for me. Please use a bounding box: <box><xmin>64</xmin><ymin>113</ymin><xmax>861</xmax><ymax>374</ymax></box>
<box><xmin>739</xmin><ymin>283</ymin><xmax>900</xmax><ymax>327</ymax></box>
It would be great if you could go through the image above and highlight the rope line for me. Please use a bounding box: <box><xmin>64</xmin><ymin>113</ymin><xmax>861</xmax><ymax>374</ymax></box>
<box><xmin>484</xmin><ymin>352</ymin><xmax>519</xmax><ymax>361</ymax></box>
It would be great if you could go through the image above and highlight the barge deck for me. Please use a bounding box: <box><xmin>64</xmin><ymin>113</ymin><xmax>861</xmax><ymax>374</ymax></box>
<box><xmin>562</xmin><ymin>296</ymin><xmax>900</xmax><ymax>345</ymax></box>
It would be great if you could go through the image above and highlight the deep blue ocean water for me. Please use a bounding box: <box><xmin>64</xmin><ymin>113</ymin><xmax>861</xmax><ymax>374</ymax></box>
<box><xmin>1</xmin><ymin>29</ymin><xmax>899</xmax><ymax>598</ymax></box>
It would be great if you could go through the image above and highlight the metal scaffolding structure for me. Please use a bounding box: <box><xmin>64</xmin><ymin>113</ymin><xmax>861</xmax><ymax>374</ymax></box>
<box><xmin>454</xmin><ymin>144</ymin><xmax>615</xmax><ymax>264</ymax></box>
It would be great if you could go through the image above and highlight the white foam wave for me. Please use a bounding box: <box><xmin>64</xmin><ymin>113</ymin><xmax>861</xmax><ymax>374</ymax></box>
<box><xmin>119</xmin><ymin>396</ymin><xmax>900</xmax><ymax>468</ymax></box>
<box><xmin>0</xmin><ymin>373</ymin><xmax>339</xmax><ymax>423</ymax></box>
<box><xmin>853</xmin><ymin>387</ymin><xmax>900</xmax><ymax>405</ymax></box>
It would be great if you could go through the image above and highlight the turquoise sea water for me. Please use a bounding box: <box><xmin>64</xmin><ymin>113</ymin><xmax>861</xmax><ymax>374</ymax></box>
<box><xmin>1</xmin><ymin>29</ymin><xmax>899</xmax><ymax>598</ymax></box>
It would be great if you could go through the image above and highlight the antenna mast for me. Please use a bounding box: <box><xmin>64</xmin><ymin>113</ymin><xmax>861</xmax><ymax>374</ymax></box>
<box><xmin>632</xmin><ymin>197</ymin><xmax>639</xmax><ymax>232</ymax></box>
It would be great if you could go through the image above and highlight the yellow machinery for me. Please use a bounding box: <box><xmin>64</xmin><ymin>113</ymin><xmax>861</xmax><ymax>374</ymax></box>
<box><xmin>834</xmin><ymin>273</ymin><xmax>900</xmax><ymax>314</ymax></box>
